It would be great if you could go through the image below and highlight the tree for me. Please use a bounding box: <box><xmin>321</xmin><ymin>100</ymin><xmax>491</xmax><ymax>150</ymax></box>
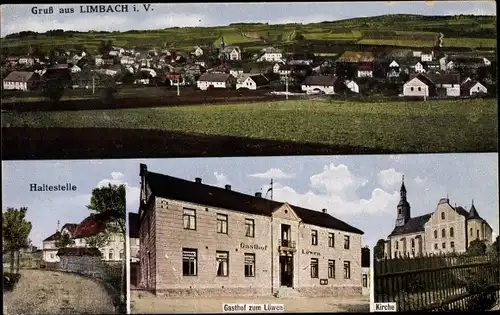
<box><xmin>44</xmin><ymin>80</ymin><xmax>65</xmax><ymax>104</ymax></box>
<box><xmin>56</xmin><ymin>232</ymin><xmax>74</xmax><ymax>249</ymax></box>
<box><xmin>86</xmin><ymin>184</ymin><xmax>126</xmax><ymax>302</ymax></box>
<box><xmin>374</xmin><ymin>239</ymin><xmax>386</xmax><ymax>260</ymax></box>
<box><xmin>2</xmin><ymin>207</ymin><xmax>32</xmax><ymax>275</ymax></box>
<box><xmin>467</xmin><ymin>239</ymin><xmax>487</xmax><ymax>256</ymax></box>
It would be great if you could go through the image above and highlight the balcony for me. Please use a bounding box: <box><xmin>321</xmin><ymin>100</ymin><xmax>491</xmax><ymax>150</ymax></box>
<box><xmin>279</xmin><ymin>239</ymin><xmax>296</xmax><ymax>252</ymax></box>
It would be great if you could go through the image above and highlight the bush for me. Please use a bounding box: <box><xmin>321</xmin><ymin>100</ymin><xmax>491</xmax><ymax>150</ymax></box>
<box><xmin>3</xmin><ymin>272</ymin><xmax>21</xmax><ymax>291</ymax></box>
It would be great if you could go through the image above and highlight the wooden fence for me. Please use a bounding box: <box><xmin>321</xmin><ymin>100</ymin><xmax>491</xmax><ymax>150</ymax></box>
<box><xmin>374</xmin><ymin>253</ymin><xmax>500</xmax><ymax>311</ymax></box>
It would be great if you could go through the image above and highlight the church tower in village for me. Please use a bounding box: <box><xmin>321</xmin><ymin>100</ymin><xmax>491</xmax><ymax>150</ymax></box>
<box><xmin>395</xmin><ymin>176</ymin><xmax>411</xmax><ymax>227</ymax></box>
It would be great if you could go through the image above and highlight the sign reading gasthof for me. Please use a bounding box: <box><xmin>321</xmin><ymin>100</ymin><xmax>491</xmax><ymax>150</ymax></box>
<box><xmin>373</xmin><ymin>302</ymin><xmax>397</xmax><ymax>312</ymax></box>
<box><xmin>223</xmin><ymin>303</ymin><xmax>285</xmax><ymax>313</ymax></box>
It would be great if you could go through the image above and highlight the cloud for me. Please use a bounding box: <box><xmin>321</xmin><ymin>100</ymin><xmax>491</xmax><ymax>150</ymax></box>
<box><xmin>262</xmin><ymin>163</ymin><xmax>397</xmax><ymax>216</ymax></box>
<box><xmin>414</xmin><ymin>176</ymin><xmax>426</xmax><ymax>185</ymax></box>
<box><xmin>213</xmin><ymin>172</ymin><xmax>231</xmax><ymax>187</ymax></box>
<box><xmin>249</xmin><ymin>168</ymin><xmax>296</xmax><ymax>179</ymax></box>
<box><xmin>378</xmin><ymin>168</ymin><xmax>403</xmax><ymax>190</ymax></box>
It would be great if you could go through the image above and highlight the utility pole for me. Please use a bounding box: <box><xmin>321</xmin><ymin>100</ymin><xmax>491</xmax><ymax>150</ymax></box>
<box><xmin>285</xmin><ymin>74</ymin><xmax>289</xmax><ymax>100</ymax></box>
<box><xmin>177</xmin><ymin>77</ymin><xmax>180</xmax><ymax>96</ymax></box>
<box><xmin>92</xmin><ymin>71</ymin><xmax>95</xmax><ymax>95</ymax></box>
<box><xmin>270</xmin><ymin>178</ymin><xmax>273</xmax><ymax>201</ymax></box>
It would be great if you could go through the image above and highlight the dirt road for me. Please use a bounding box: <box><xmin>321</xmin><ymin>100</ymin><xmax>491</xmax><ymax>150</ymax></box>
<box><xmin>3</xmin><ymin>269</ymin><xmax>116</xmax><ymax>315</ymax></box>
<box><xmin>131</xmin><ymin>290</ymin><xmax>370</xmax><ymax>313</ymax></box>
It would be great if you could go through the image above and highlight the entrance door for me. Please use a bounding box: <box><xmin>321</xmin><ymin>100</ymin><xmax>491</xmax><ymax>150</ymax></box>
<box><xmin>279</xmin><ymin>256</ymin><xmax>293</xmax><ymax>287</ymax></box>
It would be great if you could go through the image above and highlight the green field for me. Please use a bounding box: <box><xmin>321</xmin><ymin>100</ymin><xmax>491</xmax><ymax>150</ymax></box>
<box><xmin>1</xmin><ymin>14</ymin><xmax>496</xmax><ymax>55</ymax></box>
<box><xmin>2</xmin><ymin>99</ymin><xmax>497</xmax><ymax>152</ymax></box>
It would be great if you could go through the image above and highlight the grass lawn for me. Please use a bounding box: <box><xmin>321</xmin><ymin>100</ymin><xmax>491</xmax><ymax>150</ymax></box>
<box><xmin>2</xmin><ymin>98</ymin><xmax>497</xmax><ymax>152</ymax></box>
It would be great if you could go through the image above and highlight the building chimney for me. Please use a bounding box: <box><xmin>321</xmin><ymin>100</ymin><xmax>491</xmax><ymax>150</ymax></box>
<box><xmin>255</xmin><ymin>192</ymin><xmax>262</xmax><ymax>198</ymax></box>
<box><xmin>139</xmin><ymin>163</ymin><xmax>148</xmax><ymax>176</ymax></box>
<box><xmin>195</xmin><ymin>177</ymin><xmax>202</xmax><ymax>184</ymax></box>
<box><xmin>322</xmin><ymin>208</ymin><xmax>327</xmax><ymax>213</ymax></box>
<box><xmin>225</xmin><ymin>185</ymin><xmax>231</xmax><ymax>190</ymax></box>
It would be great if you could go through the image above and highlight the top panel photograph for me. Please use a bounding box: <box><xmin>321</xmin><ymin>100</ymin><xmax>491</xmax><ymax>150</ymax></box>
<box><xmin>1</xmin><ymin>1</ymin><xmax>497</xmax><ymax>160</ymax></box>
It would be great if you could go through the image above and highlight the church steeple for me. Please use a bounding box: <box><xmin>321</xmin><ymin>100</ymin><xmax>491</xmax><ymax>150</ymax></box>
<box><xmin>396</xmin><ymin>175</ymin><xmax>411</xmax><ymax>227</ymax></box>
<box><xmin>468</xmin><ymin>199</ymin><xmax>481</xmax><ymax>220</ymax></box>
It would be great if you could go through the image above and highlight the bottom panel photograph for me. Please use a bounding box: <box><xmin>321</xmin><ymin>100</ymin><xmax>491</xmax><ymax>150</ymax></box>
<box><xmin>2</xmin><ymin>160</ymin><xmax>127</xmax><ymax>315</ymax></box>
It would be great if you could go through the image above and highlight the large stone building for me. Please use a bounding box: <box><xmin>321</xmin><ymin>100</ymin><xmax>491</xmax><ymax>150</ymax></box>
<box><xmin>384</xmin><ymin>177</ymin><xmax>493</xmax><ymax>258</ymax></box>
<box><xmin>136</xmin><ymin>164</ymin><xmax>365</xmax><ymax>297</ymax></box>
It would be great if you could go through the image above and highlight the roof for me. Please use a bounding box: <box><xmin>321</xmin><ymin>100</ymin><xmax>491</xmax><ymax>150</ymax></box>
<box><xmin>61</xmin><ymin>223</ymin><xmax>78</xmax><ymax>235</ymax></box>
<box><xmin>72</xmin><ymin>214</ymin><xmax>111</xmax><ymax>239</ymax></box>
<box><xmin>141</xmin><ymin>166</ymin><xmax>363</xmax><ymax>235</ymax></box>
<box><xmin>43</xmin><ymin>231</ymin><xmax>61</xmax><ymax>242</ymax></box>
<box><xmin>3</xmin><ymin>71</ymin><xmax>36</xmax><ymax>82</ymax></box>
<box><xmin>408</xmin><ymin>73</ymin><xmax>435</xmax><ymax>87</ymax></box>
<box><xmin>357</xmin><ymin>62</ymin><xmax>373</xmax><ymax>71</ymax></box>
<box><xmin>198</xmin><ymin>73</ymin><xmax>232</xmax><ymax>82</ymax></box>
<box><xmin>461</xmin><ymin>80</ymin><xmax>483</xmax><ymax>91</ymax></box>
<box><xmin>426</xmin><ymin>73</ymin><xmax>461</xmax><ymax>85</ymax></box>
<box><xmin>262</xmin><ymin>47</ymin><xmax>282</xmax><ymax>53</ymax></box>
<box><xmin>302</xmin><ymin>75</ymin><xmax>338</xmax><ymax>86</ymax></box>
<box><xmin>221</xmin><ymin>46</ymin><xmax>241</xmax><ymax>53</ymax></box>
<box><xmin>129</xmin><ymin>212</ymin><xmax>139</xmax><ymax>238</ymax></box>
<box><xmin>57</xmin><ymin>247</ymin><xmax>102</xmax><ymax>257</ymax></box>
<box><xmin>248</xmin><ymin>74</ymin><xmax>269</xmax><ymax>86</ymax></box>
<box><xmin>389</xmin><ymin>214</ymin><xmax>432</xmax><ymax>236</ymax></box>
<box><xmin>337</xmin><ymin>51</ymin><xmax>375</xmax><ymax>63</ymax></box>
<box><xmin>468</xmin><ymin>203</ymin><xmax>482</xmax><ymax>220</ymax></box>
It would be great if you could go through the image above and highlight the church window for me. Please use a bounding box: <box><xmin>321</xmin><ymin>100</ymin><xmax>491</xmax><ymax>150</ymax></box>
<box><xmin>442</xmin><ymin>229</ymin><xmax>446</xmax><ymax>238</ymax></box>
<box><xmin>411</xmin><ymin>239</ymin><xmax>415</xmax><ymax>248</ymax></box>
<box><xmin>470</xmin><ymin>228</ymin><xmax>473</xmax><ymax>236</ymax></box>
<box><xmin>398</xmin><ymin>209</ymin><xmax>401</xmax><ymax>215</ymax></box>
<box><xmin>434</xmin><ymin>230</ymin><xmax>437</xmax><ymax>239</ymax></box>
<box><xmin>441</xmin><ymin>212</ymin><xmax>445</xmax><ymax>220</ymax></box>
<box><xmin>450</xmin><ymin>227</ymin><xmax>454</xmax><ymax>238</ymax></box>
<box><xmin>442</xmin><ymin>242</ymin><xmax>446</xmax><ymax>249</ymax></box>
<box><xmin>395</xmin><ymin>242</ymin><xmax>398</xmax><ymax>250</ymax></box>
<box><xmin>477</xmin><ymin>230</ymin><xmax>480</xmax><ymax>239</ymax></box>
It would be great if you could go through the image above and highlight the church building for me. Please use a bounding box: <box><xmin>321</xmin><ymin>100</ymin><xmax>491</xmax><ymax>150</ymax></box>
<box><xmin>384</xmin><ymin>176</ymin><xmax>493</xmax><ymax>258</ymax></box>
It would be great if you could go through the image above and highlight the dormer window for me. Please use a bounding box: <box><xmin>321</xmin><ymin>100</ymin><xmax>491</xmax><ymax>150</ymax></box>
<box><xmin>441</xmin><ymin>212</ymin><xmax>445</xmax><ymax>220</ymax></box>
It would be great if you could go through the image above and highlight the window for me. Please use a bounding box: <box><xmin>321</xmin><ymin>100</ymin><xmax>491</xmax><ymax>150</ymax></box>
<box><xmin>411</xmin><ymin>87</ymin><xmax>414</xmax><ymax>91</ymax></box>
<box><xmin>442</xmin><ymin>229</ymin><xmax>446</xmax><ymax>238</ymax></box>
<box><xmin>395</xmin><ymin>241</ymin><xmax>399</xmax><ymax>250</ymax></box>
<box><xmin>477</xmin><ymin>230</ymin><xmax>480</xmax><ymax>239</ymax></box>
<box><xmin>398</xmin><ymin>209</ymin><xmax>401</xmax><ymax>215</ymax></box>
<box><xmin>344</xmin><ymin>261</ymin><xmax>351</xmax><ymax>279</ymax></box>
<box><xmin>311</xmin><ymin>230</ymin><xmax>318</xmax><ymax>245</ymax></box>
<box><xmin>450</xmin><ymin>241</ymin><xmax>455</xmax><ymax>249</ymax></box>
<box><xmin>217</xmin><ymin>214</ymin><xmax>228</xmax><ymax>234</ymax></box>
<box><xmin>50</xmin><ymin>253</ymin><xmax>54</xmax><ymax>259</ymax></box>
<box><xmin>470</xmin><ymin>228</ymin><xmax>473</xmax><ymax>236</ymax></box>
<box><xmin>344</xmin><ymin>235</ymin><xmax>350</xmax><ymax>249</ymax></box>
<box><xmin>244</xmin><ymin>253</ymin><xmax>255</xmax><ymax>277</ymax></box>
<box><xmin>183</xmin><ymin>208</ymin><xmax>196</xmax><ymax>230</ymax></box>
<box><xmin>434</xmin><ymin>230</ymin><xmax>438</xmax><ymax>239</ymax></box>
<box><xmin>183</xmin><ymin>249</ymin><xmax>197</xmax><ymax>276</ymax></box>
<box><xmin>411</xmin><ymin>239</ymin><xmax>415</xmax><ymax>248</ymax></box>
<box><xmin>310</xmin><ymin>258</ymin><xmax>319</xmax><ymax>278</ymax></box>
<box><xmin>434</xmin><ymin>244</ymin><xmax>438</xmax><ymax>249</ymax></box>
<box><xmin>328</xmin><ymin>233</ymin><xmax>335</xmax><ymax>247</ymax></box>
<box><xmin>216</xmin><ymin>251</ymin><xmax>229</xmax><ymax>277</ymax></box>
<box><xmin>362</xmin><ymin>274</ymin><xmax>368</xmax><ymax>288</ymax></box>
<box><xmin>109</xmin><ymin>249</ymin><xmax>114</xmax><ymax>260</ymax></box>
<box><xmin>328</xmin><ymin>260</ymin><xmax>335</xmax><ymax>279</ymax></box>
<box><xmin>442</xmin><ymin>242</ymin><xmax>446</xmax><ymax>249</ymax></box>
<box><xmin>418</xmin><ymin>87</ymin><xmax>421</xmax><ymax>92</ymax></box>
<box><xmin>245</xmin><ymin>219</ymin><xmax>255</xmax><ymax>237</ymax></box>
<box><xmin>119</xmin><ymin>250</ymin><xmax>124</xmax><ymax>260</ymax></box>
<box><xmin>450</xmin><ymin>227</ymin><xmax>454</xmax><ymax>238</ymax></box>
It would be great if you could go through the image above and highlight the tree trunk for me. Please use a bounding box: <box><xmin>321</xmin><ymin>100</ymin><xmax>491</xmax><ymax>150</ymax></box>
<box><xmin>10</xmin><ymin>250</ymin><xmax>15</xmax><ymax>274</ymax></box>
<box><xmin>16</xmin><ymin>250</ymin><xmax>21</xmax><ymax>274</ymax></box>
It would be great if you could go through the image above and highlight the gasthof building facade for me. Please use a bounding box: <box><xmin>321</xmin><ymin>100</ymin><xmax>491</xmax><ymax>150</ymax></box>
<box><xmin>137</xmin><ymin>164</ymin><xmax>364</xmax><ymax>297</ymax></box>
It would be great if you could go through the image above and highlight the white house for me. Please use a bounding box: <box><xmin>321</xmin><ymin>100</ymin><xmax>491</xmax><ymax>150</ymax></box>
<box><xmin>120</xmin><ymin>56</ymin><xmax>135</xmax><ymax>65</ymax></box>
<box><xmin>139</xmin><ymin>68</ymin><xmax>157</xmax><ymax>78</ymax></box>
<box><xmin>70</xmin><ymin>65</ymin><xmax>82</xmax><ymax>73</ymax></box>
<box><xmin>428</xmin><ymin>74</ymin><xmax>461</xmax><ymax>97</ymax></box>
<box><xmin>229</xmin><ymin>69</ymin><xmax>243</xmax><ymax>78</ymax></box>
<box><xmin>236</xmin><ymin>74</ymin><xmax>270</xmax><ymax>90</ymax></box>
<box><xmin>413</xmin><ymin>62</ymin><xmax>427</xmax><ymax>73</ymax></box>
<box><xmin>483</xmin><ymin>58</ymin><xmax>491</xmax><ymax>66</ymax></box>
<box><xmin>421</xmin><ymin>50</ymin><xmax>434</xmax><ymax>62</ymax></box>
<box><xmin>439</xmin><ymin>56</ymin><xmax>448</xmax><ymax>71</ymax></box>
<box><xmin>256</xmin><ymin>47</ymin><xmax>283</xmax><ymax>62</ymax></box>
<box><xmin>446</xmin><ymin>61</ymin><xmax>455</xmax><ymax>70</ymax></box>
<box><xmin>42</xmin><ymin>231</ymin><xmax>61</xmax><ymax>262</ymax></box>
<box><xmin>94</xmin><ymin>55</ymin><xmax>104</xmax><ymax>66</ymax></box>
<box><xmin>387</xmin><ymin>60</ymin><xmax>401</xmax><ymax>77</ymax></box>
<box><xmin>273</xmin><ymin>62</ymin><xmax>287</xmax><ymax>74</ymax></box>
<box><xmin>2</xmin><ymin>71</ymin><xmax>40</xmax><ymax>91</ymax></box>
<box><xmin>193</xmin><ymin>46</ymin><xmax>204</xmax><ymax>57</ymax></box>
<box><xmin>301</xmin><ymin>75</ymin><xmax>339</xmax><ymax>95</ymax></box>
<box><xmin>461</xmin><ymin>80</ymin><xmax>487</xmax><ymax>96</ymax></box>
<box><xmin>345</xmin><ymin>80</ymin><xmax>360</xmax><ymax>93</ymax></box>
<box><xmin>357</xmin><ymin>62</ymin><xmax>373</xmax><ymax>78</ymax></box>
<box><xmin>221</xmin><ymin>46</ymin><xmax>242</xmax><ymax>61</ymax></box>
<box><xmin>402</xmin><ymin>74</ymin><xmax>433</xmax><ymax>97</ymax></box>
<box><xmin>18</xmin><ymin>57</ymin><xmax>35</xmax><ymax>66</ymax></box>
<box><xmin>197</xmin><ymin>73</ymin><xmax>236</xmax><ymax>90</ymax></box>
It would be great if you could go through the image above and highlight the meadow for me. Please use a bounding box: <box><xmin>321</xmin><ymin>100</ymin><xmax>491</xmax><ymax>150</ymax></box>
<box><xmin>2</xmin><ymin>98</ymin><xmax>497</xmax><ymax>153</ymax></box>
<box><xmin>1</xmin><ymin>14</ymin><xmax>496</xmax><ymax>55</ymax></box>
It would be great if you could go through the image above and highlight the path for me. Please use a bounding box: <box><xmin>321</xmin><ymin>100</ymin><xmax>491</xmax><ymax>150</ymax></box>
<box><xmin>3</xmin><ymin>269</ymin><xmax>116</xmax><ymax>315</ymax></box>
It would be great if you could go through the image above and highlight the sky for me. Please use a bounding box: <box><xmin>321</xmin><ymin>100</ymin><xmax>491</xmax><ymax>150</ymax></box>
<box><xmin>0</xmin><ymin>1</ymin><xmax>496</xmax><ymax>37</ymax></box>
<box><xmin>4</xmin><ymin>154</ymin><xmax>495</xmax><ymax>250</ymax></box>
